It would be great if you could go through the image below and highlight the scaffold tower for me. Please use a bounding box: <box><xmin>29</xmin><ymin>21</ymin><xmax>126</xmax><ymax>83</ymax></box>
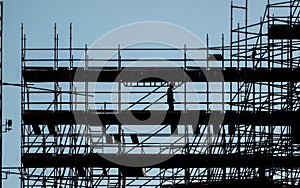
<box><xmin>21</xmin><ymin>0</ymin><xmax>300</xmax><ymax>187</ymax></box>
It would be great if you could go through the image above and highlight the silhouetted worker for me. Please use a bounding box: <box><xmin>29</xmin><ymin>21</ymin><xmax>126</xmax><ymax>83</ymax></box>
<box><xmin>252</xmin><ymin>47</ymin><xmax>257</xmax><ymax>63</ymax></box>
<box><xmin>167</xmin><ymin>84</ymin><xmax>175</xmax><ymax>111</ymax></box>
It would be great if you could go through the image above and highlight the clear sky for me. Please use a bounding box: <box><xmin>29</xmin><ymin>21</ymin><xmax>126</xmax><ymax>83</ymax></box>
<box><xmin>3</xmin><ymin>0</ymin><xmax>266</xmax><ymax>187</ymax></box>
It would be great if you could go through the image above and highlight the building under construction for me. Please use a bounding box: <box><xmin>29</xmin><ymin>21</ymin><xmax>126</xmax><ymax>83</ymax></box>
<box><xmin>20</xmin><ymin>0</ymin><xmax>300</xmax><ymax>187</ymax></box>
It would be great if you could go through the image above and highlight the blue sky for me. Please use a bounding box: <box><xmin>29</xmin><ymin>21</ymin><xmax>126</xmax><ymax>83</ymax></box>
<box><xmin>3</xmin><ymin>0</ymin><xmax>266</xmax><ymax>187</ymax></box>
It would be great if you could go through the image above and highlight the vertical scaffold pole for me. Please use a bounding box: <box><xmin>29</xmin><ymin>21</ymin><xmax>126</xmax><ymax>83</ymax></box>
<box><xmin>0</xmin><ymin>2</ymin><xmax>3</xmax><ymax>188</ymax></box>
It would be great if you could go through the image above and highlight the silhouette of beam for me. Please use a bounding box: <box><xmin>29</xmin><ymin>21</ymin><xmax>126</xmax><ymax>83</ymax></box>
<box><xmin>23</xmin><ymin>67</ymin><xmax>300</xmax><ymax>82</ymax></box>
<box><xmin>22</xmin><ymin>153</ymin><xmax>300</xmax><ymax>168</ymax></box>
<box><xmin>22</xmin><ymin>110</ymin><xmax>300</xmax><ymax>126</ymax></box>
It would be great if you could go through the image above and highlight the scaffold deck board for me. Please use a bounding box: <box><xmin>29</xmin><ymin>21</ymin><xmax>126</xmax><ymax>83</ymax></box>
<box><xmin>22</xmin><ymin>110</ymin><xmax>300</xmax><ymax>126</ymax></box>
<box><xmin>22</xmin><ymin>67</ymin><xmax>300</xmax><ymax>82</ymax></box>
<box><xmin>22</xmin><ymin>153</ymin><xmax>300</xmax><ymax>168</ymax></box>
<box><xmin>162</xmin><ymin>180</ymin><xmax>282</xmax><ymax>188</ymax></box>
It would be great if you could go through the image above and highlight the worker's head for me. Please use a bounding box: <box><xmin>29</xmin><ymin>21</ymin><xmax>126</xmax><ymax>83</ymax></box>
<box><xmin>169</xmin><ymin>83</ymin><xmax>174</xmax><ymax>88</ymax></box>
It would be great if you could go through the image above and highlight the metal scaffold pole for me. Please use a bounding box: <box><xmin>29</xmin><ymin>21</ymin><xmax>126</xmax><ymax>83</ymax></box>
<box><xmin>0</xmin><ymin>2</ymin><xmax>3</xmax><ymax>188</ymax></box>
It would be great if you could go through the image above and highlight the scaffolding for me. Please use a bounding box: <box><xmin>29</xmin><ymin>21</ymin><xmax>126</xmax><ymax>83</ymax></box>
<box><xmin>21</xmin><ymin>0</ymin><xmax>300</xmax><ymax>187</ymax></box>
<box><xmin>0</xmin><ymin>2</ymin><xmax>3</xmax><ymax>188</ymax></box>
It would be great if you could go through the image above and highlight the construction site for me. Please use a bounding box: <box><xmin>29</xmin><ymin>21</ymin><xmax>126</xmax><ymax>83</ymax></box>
<box><xmin>0</xmin><ymin>0</ymin><xmax>299</xmax><ymax>187</ymax></box>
